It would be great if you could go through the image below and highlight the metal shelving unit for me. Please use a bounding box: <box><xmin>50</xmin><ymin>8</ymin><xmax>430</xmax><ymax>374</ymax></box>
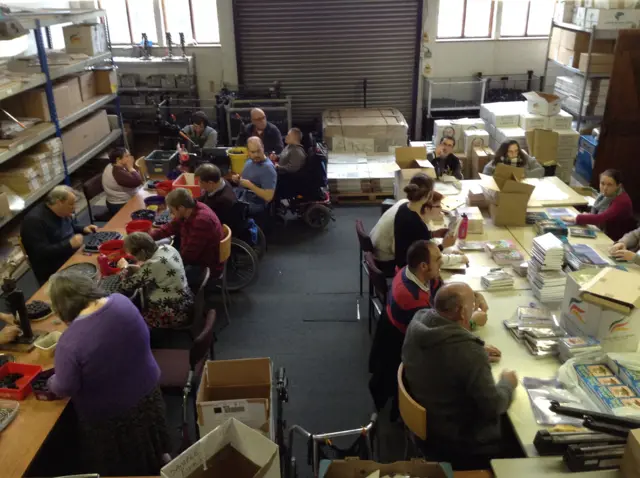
<box><xmin>0</xmin><ymin>9</ymin><xmax>123</xmax><ymax>231</ymax></box>
<box><xmin>118</xmin><ymin>86</ymin><xmax>195</xmax><ymax>93</ymax></box>
<box><xmin>542</xmin><ymin>21</ymin><xmax>618</xmax><ymax>131</ymax></box>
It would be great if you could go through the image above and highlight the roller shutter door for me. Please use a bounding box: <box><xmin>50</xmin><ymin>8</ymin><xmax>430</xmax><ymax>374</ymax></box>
<box><xmin>233</xmin><ymin>0</ymin><xmax>420</xmax><ymax>127</ymax></box>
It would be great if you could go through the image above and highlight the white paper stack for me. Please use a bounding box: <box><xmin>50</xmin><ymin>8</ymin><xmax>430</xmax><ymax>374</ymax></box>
<box><xmin>528</xmin><ymin>233</ymin><xmax>566</xmax><ymax>302</ymax></box>
<box><xmin>481</xmin><ymin>270</ymin><xmax>515</xmax><ymax>291</ymax></box>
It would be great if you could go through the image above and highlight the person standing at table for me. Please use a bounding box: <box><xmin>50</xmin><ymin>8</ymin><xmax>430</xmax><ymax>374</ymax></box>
<box><xmin>21</xmin><ymin>186</ymin><xmax>98</xmax><ymax>286</ymax></box>
<box><xmin>102</xmin><ymin>147</ymin><xmax>143</xmax><ymax>215</ymax></box>
<box><xmin>150</xmin><ymin>187</ymin><xmax>223</xmax><ymax>285</ymax></box>
<box><xmin>402</xmin><ymin>283</ymin><xmax>518</xmax><ymax>470</ymax></box>
<box><xmin>429</xmin><ymin>136</ymin><xmax>463</xmax><ymax>180</ymax></box>
<box><xmin>46</xmin><ymin>270</ymin><xmax>170</xmax><ymax>476</ymax></box>
<box><xmin>238</xmin><ymin>108</ymin><xmax>284</xmax><ymax>155</ymax></box>
<box><xmin>610</xmin><ymin>225</ymin><xmax>640</xmax><ymax>265</ymax></box>
<box><xmin>482</xmin><ymin>140</ymin><xmax>544</xmax><ymax>178</ymax></box>
<box><xmin>561</xmin><ymin>169</ymin><xmax>636</xmax><ymax>241</ymax></box>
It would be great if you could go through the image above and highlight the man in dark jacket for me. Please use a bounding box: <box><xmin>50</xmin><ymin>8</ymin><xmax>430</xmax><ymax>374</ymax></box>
<box><xmin>402</xmin><ymin>283</ymin><xmax>518</xmax><ymax>468</ymax></box>
<box><xmin>429</xmin><ymin>136</ymin><xmax>463</xmax><ymax>179</ymax></box>
<box><xmin>194</xmin><ymin>163</ymin><xmax>241</xmax><ymax>233</ymax></box>
<box><xmin>239</xmin><ymin>108</ymin><xmax>284</xmax><ymax>154</ymax></box>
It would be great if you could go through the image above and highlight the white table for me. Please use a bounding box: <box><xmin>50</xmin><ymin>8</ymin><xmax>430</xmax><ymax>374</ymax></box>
<box><xmin>491</xmin><ymin>457</ymin><xmax>622</xmax><ymax>477</ymax></box>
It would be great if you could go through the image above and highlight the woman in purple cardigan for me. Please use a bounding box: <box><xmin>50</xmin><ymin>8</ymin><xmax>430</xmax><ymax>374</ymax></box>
<box><xmin>47</xmin><ymin>270</ymin><xmax>170</xmax><ymax>476</ymax></box>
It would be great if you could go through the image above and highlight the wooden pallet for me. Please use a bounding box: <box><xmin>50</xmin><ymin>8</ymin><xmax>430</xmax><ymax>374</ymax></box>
<box><xmin>333</xmin><ymin>192</ymin><xmax>394</xmax><ymax>204</ymax></box>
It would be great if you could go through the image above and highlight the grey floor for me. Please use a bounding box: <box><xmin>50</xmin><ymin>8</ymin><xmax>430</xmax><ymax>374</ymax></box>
<box><xmin>11</xmin><ymin>205</ymin><xmax>406</xmax><ymax>477</ymax></box>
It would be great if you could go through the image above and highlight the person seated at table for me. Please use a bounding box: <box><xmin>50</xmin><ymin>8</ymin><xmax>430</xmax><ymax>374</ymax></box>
<box><xmin>118</xmin><ymin>232</ymin><xmax>194</xmax><ymax>329</ymax></box>
<box><xmin>195</xmin><ymin>163</ymin><xmax>241</xmax><ymax>230</ymax></box>
<box><xmin>370</xmin><ymin>172</ymin><xmax>434</xmax><ymax>268</ymax></box>
<box><xmin>271</xmin><ymin>127</ymin><xmax>307</xmax><ymax>174</ymax></box>
<box><xmin>429</xmin><ymin>136</ymin><xmax>463</xmax><ymax>180</ymax></box>
<box><xmin>102</xmin><ymin>147</ymin><xmax>143</xmax><ymax>216</ymax></box>
<box><xmin>21</xmin><ymin>186</ymin><xmax>98</xmax><ymax>286</ymax></box>
<box><xmin>561</xmin><ymin>169</ymin><xmax>636</xmax><ymax>242</ymax></box>
<box><xmin>482</xmin><ymin>140</ymin><xmax>544</xmax><ymax>178</ymax></box>
<box><xmin>421</xmin><ymin>191</ymin><xmax>469</xmax><ymax>268</ymax></box>
<box><xmin>181</xmin><ymin>110</ymin><xmax>218</xmax><ymax>150</ymax></box>
<box><xmin>402</xmin><ymin>283</ymin><xmax>519</xmax><ymax>470</ymax></box>
<box><xmin>394</xmin><ymin>182</ymin><xmax>456</xmax><ymax>269</ymax></box>
<box><xmin>150</xmin><ymin>187</ymin><xmax>223</xmax><ymax>285</ymax></box>
<box><xmin>610</xmin><ymin>225</ymin><xmax>640</xmax><ymax>265</ymax></box>
<box><xmin>0</xmin><ymin>313</ymin><xmax>19</xmax><ymax>344</ymax></box>
<box><xmin>232</xmin><ymin>136</ymin><xmax>278</xmax><ymax>218</ymax></box>
<box><xmin>46</xmin><ymin>270</ymin><xmax>170</xmax><ymax>476</ymax></box>
<box><xmin>238</xmin><ymin>108</ymin><xmax>284</xmax><ymax>154</ymax></box>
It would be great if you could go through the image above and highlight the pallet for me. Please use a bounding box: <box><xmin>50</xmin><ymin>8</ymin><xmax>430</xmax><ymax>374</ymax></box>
<box><xmin>333</xmin><ymin>192</ymin><xmax>394</xmax><ymax>205</ymax></box>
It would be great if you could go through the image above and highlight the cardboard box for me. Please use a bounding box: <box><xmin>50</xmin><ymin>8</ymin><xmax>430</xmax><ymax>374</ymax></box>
<box><xmin>578</xmin><ymin>53</ymin><xmax>615</xmax><ymax>74</ymax></box>
<box><xmin>555</xmin><ymin>129</ymin><xmax>580</xmax><ymax>149</ymax></box>
<box><xmin>555</xmin><ymin>1</ymin><xmax>577</xmax><ymax>23</ymax></box>
<box><xmin>560</xmin><ymin>30</ymin><xmax>615</xmax><ymax>54</ymax></box>
<box><xmin>526</xmin><ymin>129</ymin><xmax>559</xmax><ymax>165</ymax></box>
<box><xmin>196</xmin><ymin>358</ymin><xmax>271</xmax><ymax>437</ymax></box>
<box><xmin>463</xmin><ymin>129</ymin><xmax>489</xmax><ymax>159</ymax></box>
<box><xmin>161</xmin><ymin>418</ymin><xmax>280</xmax><ymax>478</ymax></box>
<box><xmin>471</xmin><ymin>146</ymin><xmax>494</xmax><ymax>179</ymax></box>
<box><xmin>324</xmin><ymin>459</ymin><xmax>448</xmax><ymax>478</ymax></box>
<box><xmin>94</xmin><ymin>68</ymin><xmax>118</xmax><ymax>95</ymax></box>
<box><xmin>523</xmin><ymin>92</ymin><xmax>563</xmax><ymax>116</ymax></box>
<box><xmin>479</xmin><ymin>164</ymin><xmax>535</xmax><ymax>226</ymax></box>
<box><xmin>480</xmin><ymin>102</ymin><xmax>523</xmax><ymax>128</ymax></box>
<box><xmin>63</xmin><ymin>23</ymin><xmax>107</xmax><ymax>56</ymax></box>
<box><xmin>573</xmin><ymin>6</ymin><xmax>588</xmax><ymax>25</ymax></box>
<box><xmin>433</xmin><ymin>119</ymin><xmax>458</xmax><ymax>147</ymax></box>
<box><xmin>393</xmin><ymin>146</ymin><xmax>436</xmax><ymax>199</ymax></box>
<box><xmin>76</xmin><ymin>71</ymin><xmax>96</xmax><ymax>102</ymax></box>
<box><xmin>451</xmin><ymin>117</ymin><xmax>485</xmax><ymax>153</ymax></box>
<box><xmin>520</xmin><ymin>112</ymin><xmax>548</xmax><ymax>130</ymax></box>
<box><xmin>548</xmin><ymin>110</ymin><xmax>574</xmax><ymax>130</ymax></box>
<box><xmin>621</xmin><ymin>429</ymin><xmax>640</xmax><ymax>478</ymax></box>
<box><xmin>556</xmin><ymin>46</ymin><xmax>577</xmax><ymax>68</ymax></box>
<box><xmin>61</xmin><ymin>110</ymin><xmax>110</xmax><ymax>161</ymax></box>
<box><xmin>585</xmin><ymin>8</ymin><xmax>640</xmax><ymax>28</ymax></box>
<box><xmin>495</xmin><ymin>127</ymin><xmax>527</xmax><ymax>149</ymax></box>
<box><xmin>560</xmin><ymin>268</ymin><xmax>640</xmax><ymax>352</ymax></box>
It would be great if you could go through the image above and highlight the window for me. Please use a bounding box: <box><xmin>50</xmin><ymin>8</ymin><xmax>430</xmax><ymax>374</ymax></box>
<box><xmin>436</xmin><ymin>0</ymin><xmax>554</xmax><ymax>40</ymax></box>
<box><xmin>500</xmin><ymin>0</ymin><xmax>555</xmax><ymax>37</ymax></box>
<box><xmin>98</xmin><ymin>0</ymin><xmax>219</xmax><ymax>46</ymax></box>
<box><xmin>437</xmin><ymin>0</ymin><xmax>494</xmax><ymax>39</ymax></box>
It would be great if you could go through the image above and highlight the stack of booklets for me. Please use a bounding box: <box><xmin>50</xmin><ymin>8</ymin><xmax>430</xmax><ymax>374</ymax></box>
<box><xmin>534</xmin><ymin>219</ymin><xmax>568</xmax><ymax>238</ymax></box>
<box><xmin>528</xmin><ymin>233</ymin><xmax>566</xmax><ymax>302</ymax></box>
<box><xmin>502</xmin><ymin>306</ymin><xmax>567</xmax><ymax>358</ymax></box>
<box><xmin>481</xmin><ymin>270</ymin><xmax>514</xmax><ymax>290</ymax></box>
<box><xmin>493</xmin><ymin>249</ymin><xmax>526</xmax><ymax>266</ymax></box>
<box><xmin>557</xmin><ymin>337</ymin><xmax>603</xmax><ymax>363</ymax></box>
<box><xmin>526</xmin><ymin>211</ymin><xmax>549</xmax><ymax>225</ymax></box>
<box><xmin>565</xmin><ymin>243</ymin><xmax>612</xmax><ymax>270</ymax></box>
<box><xmin>485</xmin><ymin>240</ymin><xmax>515</xmax><ymax>255</ymax></box>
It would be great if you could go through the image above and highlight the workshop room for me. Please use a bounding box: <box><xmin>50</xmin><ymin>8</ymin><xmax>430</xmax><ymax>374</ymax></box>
<box><xmin>0</xmin><ymin>0</ymin><xmax>639</xmax><ymax>477</ymax></box>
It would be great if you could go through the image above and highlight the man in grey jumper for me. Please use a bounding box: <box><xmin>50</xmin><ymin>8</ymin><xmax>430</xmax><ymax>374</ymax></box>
<box><xmin>402</xmin><ymin>283</ymin><xmax>519</xmax><ymax>466</ymax></box>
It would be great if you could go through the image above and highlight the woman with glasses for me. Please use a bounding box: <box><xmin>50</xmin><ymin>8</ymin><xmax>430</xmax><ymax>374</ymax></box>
<box><xmin>420</xmin><ymin>192</ymin><xmax>469</xmax><ymax>269</ymax></box>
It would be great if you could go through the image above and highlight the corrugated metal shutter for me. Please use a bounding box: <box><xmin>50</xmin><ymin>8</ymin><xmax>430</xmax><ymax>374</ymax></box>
<box><xmin>233</xmin><ymin>0</ymin><xmax>420</xmax><ymax>127</ymax></box>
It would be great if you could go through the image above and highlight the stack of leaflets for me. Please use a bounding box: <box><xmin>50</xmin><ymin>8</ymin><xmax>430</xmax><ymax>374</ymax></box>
<box><xmin>503</xmin><ymin>306</ymin><xmax>566</xmax><ymax>358</ymax></box>
<box><xmin>512</xmin><ymin>261</ymin><xmax>529</xmax><ymax>277</ymax></box>
<box><xmin>458</xmin><ymin>241</ymin><xmax>486</xmax><ymax>252</ymax></box>
<box><xmin>557</xmin><ymin>337</ymin><xmax>603</xmax><ymax>363</ymax></box>
<box><xmin>528</xmin><ymin>233</ymin><xmax>566</xmax><ymax>302</ymax></box>
<box><xmin>493</xmin><ymin>249</ymin><xmax>526</xmax><ymax>266</ymax></box>
<box><xmin>565</xmin><ymin>243</ymin><xmax>612</xmax><ymax>270</ymax></box>
<box><xmin>481</xmin><ymin>269</ymin><xmax>514</xmax><ymax>290</ymax></box>
<box><xmin>534</xmin><ymin>219</ymin><xmax>568</xmax><ymax>238</ymax></box>
<box><xmin>484</xmin><ymin>240</ymin><xmax>515</xmax><ymax>255</ymax></box>
<box><xmin>569</xmin><ymin>226</ymin><xmax>597</xmax><ymax>239</ymax></box>
<box><xmin>526</xmin><ymin>211</ymin><xmax>549</xmax><ymax>225</ymax></box>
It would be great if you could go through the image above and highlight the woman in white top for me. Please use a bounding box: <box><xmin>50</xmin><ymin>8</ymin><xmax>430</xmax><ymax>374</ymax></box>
<box><xmin>101</xmin><ymin>147</ymin><xmax>143</xmax><ymax>215</ymax></box>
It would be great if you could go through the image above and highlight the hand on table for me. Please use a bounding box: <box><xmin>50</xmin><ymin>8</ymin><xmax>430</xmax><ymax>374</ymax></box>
<box><xmin>560</xmin><ymin>215</ymin><xmax>576</xmax><ymax>224</ymax></box>
<box><xmin>69</xmin><ymin>234</ymin><xmax>84</xmax><ymax>249</ymax></box>
<box><xmin>83</xmin><ymin>225</ymin><xmax>98</xmax><ymax>234</ymax></box>
<box><xmin>500</xmin><ymin>370</ymin><xmax>519</xmax><ymax>388</ymax></box>
<box><xmin>0</xmin><ymin>325</ymin><xmax>20</xmax><ymax>345</ymax></box>
<box><xmin>485</xmin><ymin>344</ymin><xmax>502</xmax><ymax>363</ymax></box>
<box><xmin>442</xmin><ymin>233</ymin><xmax>457</xmax><ymax>249</ymax></box>
<box><xmin>613</xmin><ymin>249</ymin><xmax>637</xmax><ymax>262</ymax></box>
<box><xmin>609</xmin><ymin>242</ymin><xmax>625</xmax><ymax>254</ymax></box>
<box><xmin>472</xmin><ymin>310</ymin><xmax>488</xmax><ymax>327</ymax></box>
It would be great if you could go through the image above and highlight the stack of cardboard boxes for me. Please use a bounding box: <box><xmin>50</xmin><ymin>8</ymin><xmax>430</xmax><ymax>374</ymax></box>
<box><xmin>554</xmin><ymin>75</ymin><xmax>609</xmax><ymax>118</ymax></box>
<box><xmin>432</xmin><ymin>117</ymin><xmax>488</xmax><ymax>178</ymax></box>
<box><xmin>555</xmin><ymin>1</ymin><xmax>640</xmax><ymax>28</ymax></box>
<box><xmin>549</xmin><ymin>27</ymin><xmax>616</xmax><ymax>75</ymax></box>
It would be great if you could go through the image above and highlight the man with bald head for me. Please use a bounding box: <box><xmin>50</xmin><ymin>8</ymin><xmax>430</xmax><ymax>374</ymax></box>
<box><xmin>240</xmin><ymin>108</ymin><xmax>284</xmax><ymax>155</ymax></box>
<box><xmin>402</xmin><ymin>282</ymin><xmax>519</xmax><ymax>468</ymax></box>
<box><xmin>232</xmin><ymin>136</ymin><xmax>277</xmax><ymax>216</ymax></box>
<box><xmin>21</xmin><ymin>185</ymin><xmax>98</xmax><ymax>284</ymax></box>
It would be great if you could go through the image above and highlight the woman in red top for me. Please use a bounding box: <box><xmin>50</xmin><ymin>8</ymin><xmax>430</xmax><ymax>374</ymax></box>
<box><xmin>562</xmin><ymin>169</ymin><xmax>635</xmax><ymax>241</ymax></box>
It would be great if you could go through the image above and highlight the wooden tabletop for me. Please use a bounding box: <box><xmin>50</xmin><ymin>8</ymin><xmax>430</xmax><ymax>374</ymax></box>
<box><xmin>0</xmin><ymin>190</ymin><xmax>151</xmax><ymax>478</ymax></box>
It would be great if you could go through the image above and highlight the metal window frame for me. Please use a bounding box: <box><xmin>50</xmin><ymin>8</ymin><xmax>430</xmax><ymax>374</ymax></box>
<box><xmin>436</xmin><ymin>0</ymin><xmax>496</xmax><ymax>40</ymax></box>
<box><xmin>498</xmin><ymin>0</ymin><xmax>553</xmax><ymax>39</ymax></box>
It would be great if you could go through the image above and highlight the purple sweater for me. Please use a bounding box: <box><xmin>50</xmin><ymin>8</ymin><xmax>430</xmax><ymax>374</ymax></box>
<box><xmin>48</xmin><ymin>294</ymin><xmax>160</xmax><ymax>421</ymax></box>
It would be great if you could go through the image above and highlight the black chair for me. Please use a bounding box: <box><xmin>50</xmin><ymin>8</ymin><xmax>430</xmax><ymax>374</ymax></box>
<box><xmin>355</xmin><ymin>220</ymin><xmax>375</xmax><ymax>297</ymax></box>
<box><xmin>364</xmin><ymin>251</ymin><xmax>388</xmax><ymax>335</ymax></box>
<box><xmin>82</xmin><ymin>173</ymin><xmax>111</xmax><ymax>224</ymax></box>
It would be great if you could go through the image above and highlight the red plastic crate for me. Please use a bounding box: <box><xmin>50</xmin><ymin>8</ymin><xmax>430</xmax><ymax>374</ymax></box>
<box><xmin>172</xmin><ymin>173</ymin><xmax>202</xmax><ymax>197</ymax></box>
<box><xmin>0</xmin><ymin>362</ymin><xmax>42</xmax><ymax>400</ymax></box>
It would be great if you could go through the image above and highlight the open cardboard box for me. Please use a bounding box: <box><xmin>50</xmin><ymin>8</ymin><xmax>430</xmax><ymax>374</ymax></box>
<box><xmin>479</xmin><ymin>164</ymin><xmax>535</xmax><ymax>226</ymax></box>
<box><xmin>324</xmin><ymin>459</ymin><xmax>448</xmax><ymax>478</ymax></box>
<box><xmin>523</xmin><ymin>91</ymin><xmax>563</xmax><ymax>116</ymax></box>
<box><xmin>161</xmin><ymin>418</ymin><xmax>280</xmax><ymax>478</ymax></box>
<box><xmin>393</xmin><ymin>146</ymin><xmax>436</xmax><ymax>200</ymax></box>
<box><xmin>197</xmin><ymin>358</ymin><xmax>272</xmax><ymax>438</ymax></box>
<box><xmin>560</xmin><ymin>268</ymin><xmax>640</xmax><ymax>353</ymax></box>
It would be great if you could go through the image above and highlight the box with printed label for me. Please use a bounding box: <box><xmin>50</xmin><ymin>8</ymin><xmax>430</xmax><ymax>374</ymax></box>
<box><xmin>520</xmin><ymin>113</ymin><xmax>548</xmax><ymax>130</ymax></box>
<box><xmin>555</xmin><ymin>129</ymin><xmax>580</xmax><ymax>148</ymax></box>
<box><xmin>196</xmin><ymin>358</ymin><xmax>272</xmax><ymax>438</ymax></box>
<box><xmin>523</xmin><ymin>92</ymin><xmax>563</xmax><ymax>116</ymax></box>
<box><xmin>606</xmin><ymin>357</ymin><xmax>640</xmax><ymax>396</ymax></box>
<box><xmin>574</xmin><ymin>363</ymin><xmax>640</xmax><ymax>415</ymax></box>
<box><xmin>584</xmin><ymin>8</ymin><xmax>640</xmax><ymax>28</ymax></box>
<box><xmin>548</xmin><ymin>110</ymin><xmax>574</xmax><ymax>130</ymax></box>
<box><xmin>463</xmin><ymin>129</ymin><xmax>489</xmax><ymax>159</ymax></box>
<box><xmin>495</xmin><ymin>127</ymin><xmax>527</xmax><ymax>149</ymax></box>
<box><xmin>560</xmin><ymin>268</ymin><xmax>640</xmax><ymax>352</ymax></box>
<box><xmin>451</xmin><ymin>118</ymin><xmax>485</xmax><ymax>153</ymax></box>
<box><xmin>63</xmin><ymin>23</ymin><xmax>107</xmax><ymax>56</ymax></box>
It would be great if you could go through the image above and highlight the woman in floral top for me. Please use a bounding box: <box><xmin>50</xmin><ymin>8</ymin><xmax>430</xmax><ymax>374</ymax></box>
<box><xmin>119</xmin><ymin>232</ymin><xmax>194</xmax><ymax>328</ymax></box>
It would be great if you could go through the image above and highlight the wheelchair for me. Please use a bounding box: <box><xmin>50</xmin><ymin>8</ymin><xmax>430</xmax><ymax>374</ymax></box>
<box><xmin>275</xmin><ymin>140</ymin><xmax>334</xmax><ymax>230</ymax></box>
<box><xmin>226</xmin><ymin>200</ymin><xmax>266</xmax><ymax>291</ymax></box>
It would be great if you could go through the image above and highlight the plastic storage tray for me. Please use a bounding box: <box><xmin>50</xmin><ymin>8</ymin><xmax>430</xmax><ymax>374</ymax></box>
<box><xmin>31</xmin><ymin>369</ymin><xmax>58</xmax><ymax>401</ymax></box>
<box><xmin>0</xmin><ymin>362</ymin><xmax>42</xmax><ymax>400</ymax></box>
<box><xmin>146</xmin><ymin>150</ymin><xmax>178</xmax><ymax>176</ymax></box>
<box><xmin>172</xmin><ymin>173</ymin><xmax>202</xmax><ymax>197</ymax></box>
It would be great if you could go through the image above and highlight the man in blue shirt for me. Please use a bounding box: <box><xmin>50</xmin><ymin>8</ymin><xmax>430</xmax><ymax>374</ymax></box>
<box><xmin>233</xmin><ymin>136</ymin><xmax>277</xmax><ymax>217</ymax></box>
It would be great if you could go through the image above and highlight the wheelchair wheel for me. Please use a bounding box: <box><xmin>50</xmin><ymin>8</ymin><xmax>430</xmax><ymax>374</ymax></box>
<box><xmin>303</xmin><ymin>204</ymin><xmax>332</xmax><ymax>229</ymax></box>
<box><xmin>253</xmin><ymin>225</ymin><xmax>267</xmax><ymax>259</ymax></box>
<box><xmin>227</xmin><ymin>238</ymin><xmax>259</xmax><ymax>291</ymax></box>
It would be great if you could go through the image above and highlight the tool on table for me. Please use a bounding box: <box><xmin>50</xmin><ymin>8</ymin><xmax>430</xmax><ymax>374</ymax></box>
<box><xmin>0</xmin><ymin>278</ymin><xmax>45</xmax><ymax>352</ymax></box>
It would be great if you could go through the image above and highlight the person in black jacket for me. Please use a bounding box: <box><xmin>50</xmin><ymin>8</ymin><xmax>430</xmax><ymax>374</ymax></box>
<box><xmin>239</xmin><ymin>108</ymin><xmax>284</xmax><ymax>154</ymax></box>
<box><xmin>194</xmin><ymin>163</ymin><xmax>243</xmax><ymax>234</ymax></box>
<box><xmin>429</xmin><ymin>135</ymin><xmax>463</xmax><ymax>179</ymax></box>
<box><xmin>21</xmin><ymin>186</ymin><xmax>97</xmax><ymax>285</ymax></box>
